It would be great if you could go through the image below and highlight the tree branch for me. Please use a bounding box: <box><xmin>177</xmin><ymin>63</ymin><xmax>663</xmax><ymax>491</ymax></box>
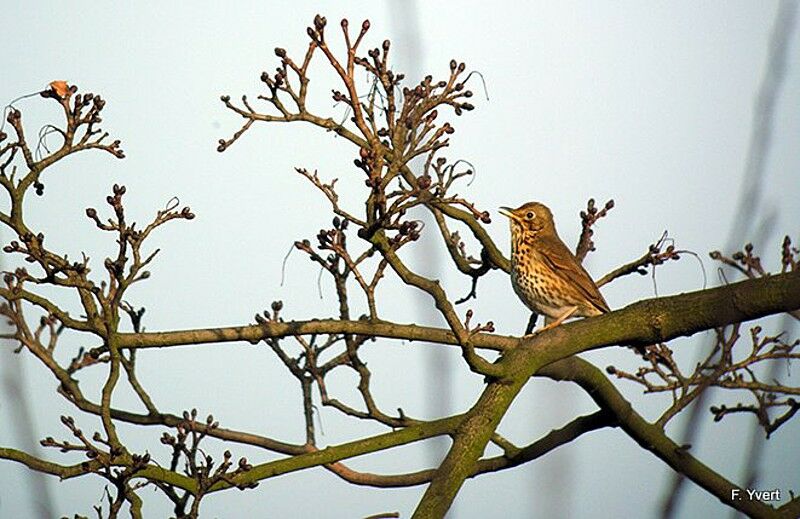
<box><xmin>325</xmin><ymin>410</ymin><xmax>614</xmax><ymax>487</ymax></box>
<box><xmin>412</xmin><ymin>269</ymin><xmax>800</xmax><ymax>518</ymax></box>
<box><xmin>116</xmin><ymin>319</ymin><xmax>512</xmax><ymax>351</ymax></box>
<box><xmin>539</xmin><ymin>357</ymin><xmax>792</xmax><ymax>519</ymax></box>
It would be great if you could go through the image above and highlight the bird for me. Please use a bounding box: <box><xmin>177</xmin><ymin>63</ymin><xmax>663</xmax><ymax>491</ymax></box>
<box><xmin>499</xmin><ymin>202</ymin><xmax>610</xmax><ymax>334</ymax></box>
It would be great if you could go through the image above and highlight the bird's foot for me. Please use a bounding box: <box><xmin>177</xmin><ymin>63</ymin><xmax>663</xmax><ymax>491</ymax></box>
<box><xmin>521</xmin><ymin>327</ymin><xmax>550</xmax><ymax>340</ymax></box>
<box><xmin>521</xmin><ymin>324</ymin><xmax>554</xmax><ymax>340</ymax></box>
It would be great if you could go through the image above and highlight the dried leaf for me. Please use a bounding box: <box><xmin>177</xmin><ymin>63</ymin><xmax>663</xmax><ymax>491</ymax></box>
<box><xmin>49</xmin><ymin>80</ymin><xmax>70</xmax><ymax>98</ymax></box>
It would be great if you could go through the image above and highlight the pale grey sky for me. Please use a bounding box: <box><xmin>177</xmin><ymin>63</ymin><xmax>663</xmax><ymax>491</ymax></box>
<box><xmin>1</xmin><ymin>2</ymin><xmax>798</xmax><ymax>518</ymax></box>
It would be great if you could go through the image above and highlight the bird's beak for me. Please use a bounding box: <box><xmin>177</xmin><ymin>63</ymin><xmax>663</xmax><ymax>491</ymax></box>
<box><xmin>498</xmin><ymin>206</ymin><xmax>520</xmax><ymax>222</ymax></box>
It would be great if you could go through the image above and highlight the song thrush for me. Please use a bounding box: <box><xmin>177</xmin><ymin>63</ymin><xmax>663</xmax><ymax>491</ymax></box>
<box><xmin>499</xmin><ymin>202</ymin><xmax>610</xmax><ymax>333</ymax></box>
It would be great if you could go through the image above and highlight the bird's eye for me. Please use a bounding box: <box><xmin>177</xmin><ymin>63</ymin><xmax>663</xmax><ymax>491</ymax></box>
<box><xmin>526</xmin><ymin>212</ymin><xmax>534</xmax><ymax>219</ymax></box>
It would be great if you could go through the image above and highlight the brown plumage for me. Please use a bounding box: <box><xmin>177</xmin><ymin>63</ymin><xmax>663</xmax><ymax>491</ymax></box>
<box><xmin>499</xmin><ymin>202</ymin><xmax>609</xmax><ymax>332</ymax></box>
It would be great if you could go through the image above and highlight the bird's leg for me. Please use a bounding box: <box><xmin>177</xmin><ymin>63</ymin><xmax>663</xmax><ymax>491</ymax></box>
<box><xmin>540</xmin><ymin>306</ymin><xmax>578</xmax><ymax>331</ymax></box>
<box><xmin>522</xmin><ymin>306</ymin><xmax>578</xmax><ymax>339</ymax></box>
<box><xmin>524</xmin><ymin>312</ymin><xmax>539</xmax><ymax>335</ymax></box>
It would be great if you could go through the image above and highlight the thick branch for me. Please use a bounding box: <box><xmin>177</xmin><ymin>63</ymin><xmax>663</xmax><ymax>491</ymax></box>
<box><xmin>412</xmin><ymin>269</ymin><xmax>800</xmax><ymax>518</ymax></box>
<box><xmin>507</xmin><ymin>269</ymin><xmax>800</xmax><ymax>375</ymax></box>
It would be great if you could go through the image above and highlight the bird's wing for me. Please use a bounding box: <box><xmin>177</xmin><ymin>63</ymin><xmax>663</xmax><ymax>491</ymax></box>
<box><xmin>538</xmin><ymin>236</ymin><xmax>610</xmax><ymax>313</ymax></box>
